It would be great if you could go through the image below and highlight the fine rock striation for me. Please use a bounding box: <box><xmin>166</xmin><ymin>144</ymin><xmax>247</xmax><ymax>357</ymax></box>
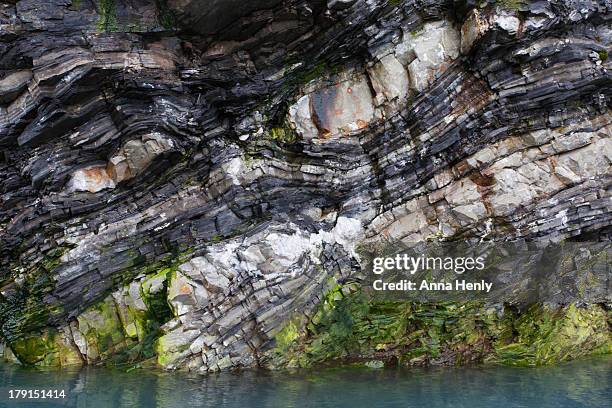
<box><xmin>0</xmin><ymin>0</ymin><xmax>610</xmax><ymax>370</ymax></box>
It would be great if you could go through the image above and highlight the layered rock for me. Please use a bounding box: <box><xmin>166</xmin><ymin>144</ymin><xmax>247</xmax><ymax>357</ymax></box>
<box><xmin>0</xmin><ymin>0</ymin><xmax>610</xmax><ymax>370</ymax></box>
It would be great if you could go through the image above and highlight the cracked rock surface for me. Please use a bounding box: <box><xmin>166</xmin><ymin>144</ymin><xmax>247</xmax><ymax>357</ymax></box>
<box><xmin>0</xmin><ymin>0</ymin><xmax>610</xmax><ymax>370</ymax></box>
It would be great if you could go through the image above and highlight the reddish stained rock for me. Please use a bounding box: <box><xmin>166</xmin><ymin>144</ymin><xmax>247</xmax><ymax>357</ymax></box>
<box><xmin>309</xmin><ymin>74</ymin><xmax>376</xmax><ymax>138</ymax></box>
<box><xmin>66</xmin><ymin>165</ymin><xmax>116</xmax><ymax>193</ymax></box>
<box><xmin>67</xmin><ymin>133</ymin><xmax>174</xmax><ymax>193</ymax></box>
<box><xmin>288</xmin><ymin>73</ymin><xmax>377</xmax><ymax>140</ymax></box>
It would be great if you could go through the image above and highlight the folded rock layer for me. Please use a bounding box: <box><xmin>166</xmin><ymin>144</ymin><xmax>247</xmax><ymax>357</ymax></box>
<box><xmin>0</xmin><ymin>0</ymin><xmax>610</xmax><ymax>370</ymax></box>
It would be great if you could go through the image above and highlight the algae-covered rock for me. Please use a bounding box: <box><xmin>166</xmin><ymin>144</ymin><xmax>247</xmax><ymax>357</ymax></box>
<box><xmin>140</xmin><ymin>268</ymin><xmax>173</xmax><ymax>322</ymax></box>
<box><xmin>2</xmin><ymin>263</ymin><xmax>177</xmax><ymax>368</ymax></box>
<box><xmin>494</xmin><ymin>304</ymin><xmax>611</xmax><ymax>366</ymax></box>
<box><xmin>270</xmin><ymin>285</ymin><xmax>611</xmax><ymax>369</ymax></box>
<box><xmin>8</xmin><ymin>329</ymin><xmax>82</xmax><ymax>367</ymax></box>
<box><xmin>156</xmin><ymin>326</ymin><xmax>200</xmax><ymax>369</ymax></box>
<box><xmin>75</xmin><ymin>296</ymin><xmax>129</xmax><ymax>362</ymax></box>
<box><xmin>10</xmin><ymin>334</ymin><xmax>55</xmax><ymax>366</ymax></box>
<box><xmin>113</xmin><ymin>281</ymin><xmax>149</xmax><ymax>341</ymax></box>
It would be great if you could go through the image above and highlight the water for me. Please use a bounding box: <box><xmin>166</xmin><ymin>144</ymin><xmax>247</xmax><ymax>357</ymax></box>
<box><xmin>0</xmin><ymin>357</ymin><xmax>610</xmax><ymax>408</ymax></box>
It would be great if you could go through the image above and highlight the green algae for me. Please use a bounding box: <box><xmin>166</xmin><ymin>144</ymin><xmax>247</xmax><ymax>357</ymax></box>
<box><xmin>5</xmin><ymin>262</ymin><xmax>176</xmax><ymax>368</ymax></box>
<box><xmin>1</xmin><ymin>242</ymin><xmax>189</xmax><ymax>352</ymax></box>
<box><xmin>272</xmin><ymin>286</ymin><xmax>610</xmax><ymax>369</ymax></box>
<box><xmin>497</xmin><ymin>0</ymin><xmax>524</xmax><ymax>11</ymax></box>
<box><xmin>78</xmin><ymin>296</ymin><xmax>128</xmax><ymax>360</ymax></box>
<box><xmin>96</xmin><ymin>0</ymin><xmax>118</xmax><ymax>32</ymax></box>
<box><xmin>7</xmin><ymin>246</ymin><xmax>189</xmax><ymax>368</ymax></box>
<box><xmin>10</xmin><ymin>333</ymin><xmax>56</xmax><ymax>365</ymax></box>
<box><xmin>494</xmin><ymin>304</ymin><xmax>610</xmax><ymax>366</ymax></box>
<box><xmin>154</xmin><ymin>336</ymin><xmax>173</xmax><ymax>367</ymax></box>
<box><xmin>261</xmin><ymin>59</ymin><xmax>341</xmax><ymax>142</ymax></box>
<box><xmin>156</xmin><ymin>0</ymin><xmax>177</xmax><ymax>30</ymax></box>
<box><xmin>267</xmin><ymin>126</ymin><xmax>297</xmax><ymax>144</ymax></box>
<box><xmin>9</xmin><ymin>330</ymin><xmax>82</xmax><ymax>367</ymax></box>
<box><xmin>6</xmin><ymin>243</ymin><xmax>609</xmax><ymax>370</ymax></box>
<box><xmin>140</xmin><ymin>268</ymin><xmax>174</xmax><ymax>323</ymax></box>
<box><xmin>0</xmin><ymin>246</ymin><xmax>71</xmax><ymax>345</ymax></box>
<box><xmin>105</xmin><ymin>269</ymin><xmax>174</xmax><ymax>368</ymax></box>
<box><xmin>71</xmin><ymin>277</ymin><xmax>169</xmax><ymax>368</ymax></box>
<box><xmin>155</xmin><ymin>332</ymin><xmax>192</xmax><ymax>367</ymax></box>
<box><xmin>275</xmin><ymin>318</ymin><xmax>303</xmax><ymax>355</ymax></box>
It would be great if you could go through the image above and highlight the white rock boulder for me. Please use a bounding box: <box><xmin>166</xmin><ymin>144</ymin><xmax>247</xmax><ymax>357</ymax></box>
<box><xmin>397</xmin><ymin>20</ymin><xmax>460</xmax><ymax>92</ymax></box>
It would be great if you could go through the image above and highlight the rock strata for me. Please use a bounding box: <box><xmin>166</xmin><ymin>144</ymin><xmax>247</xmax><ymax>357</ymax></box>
<box><xmin>0</xmin><ymin>0</ymin><xmax>610</xmax><ymax>370</ymax></box>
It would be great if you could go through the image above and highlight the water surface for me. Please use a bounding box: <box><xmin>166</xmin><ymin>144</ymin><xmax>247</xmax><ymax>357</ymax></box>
<box><xmin>1</xmin><ymin>356</ymin><xmax>610</xmax><ymax>407</ymax></box>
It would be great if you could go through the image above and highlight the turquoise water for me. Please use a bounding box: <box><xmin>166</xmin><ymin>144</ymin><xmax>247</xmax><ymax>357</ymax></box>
<box><xmin>1</xmin><ymin>357</ymin><xmax>610</xmax><ymax>407</ymax></box>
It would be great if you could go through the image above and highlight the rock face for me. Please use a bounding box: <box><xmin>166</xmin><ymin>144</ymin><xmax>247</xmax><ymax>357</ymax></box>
<box><xmin>290</xmin><ymin>72</ymin><xmax>378</xmax><ymax>139</ymax></box>
<box><xmin>398</xmin><ymin>20</ymin><xmax>460</xmax><ymax>92</ymax></box>
<box><xmin>0</xmin><ymin>0</ymin><xmax>611</xmax><ymax>371</ymax></box>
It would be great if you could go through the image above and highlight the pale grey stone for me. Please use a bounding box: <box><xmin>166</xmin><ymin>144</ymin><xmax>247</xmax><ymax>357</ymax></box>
<box><xmin>398</xmin><ymin>21</ymin><xmax>460</xmax><ymax>92</ymax></box>
<box><xmin>288</xmin><ymin>95</ymin><xmax>319</xmax><ymax>140</ymax></box>
<box><xmin>368</xmin><ymin>54</ymin><xmax>409</xmax><ymax>105</ymax></box>
<box><xmin>494</xmin><ymin>14</ymin><xmax>520</xmax><ymax>35</ymax></box>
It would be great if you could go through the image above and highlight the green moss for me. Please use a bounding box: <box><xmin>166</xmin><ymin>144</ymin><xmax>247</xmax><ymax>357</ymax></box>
<box><xmin>107</xmin><ymin>268</ymin><xmax>174</xmax><ymax>368</ymax></box>
<box><xmin>73</xmin><ymin>258</ymin><xmax>177</xmax><ymax>366</ymax></box>
<box><xmin>267</xmin><ymin>126</ymin><xmax>298</xmax><ymax>144</ymax></box>
<box><xmin>155</xmin><ymin>331</ymin><xmax>192</xmax><ymax>367</ymax></box>
<box><xmin>273</xmin><ymin>284</ymin><xmax>368</xmax><ymax>366</ymax></box>
<box><xmin>96</xmin><ymin>0</ymin><xmax>118</xmax><ymax>32</ymax></box>
<box><xmin>120</xmin><ymin>304</ymin><xmax>147</xmax><ymax>340</ymax></box>
<box><xmin>140</xmin><ymin>268</ymin><xmax>173</xmax><ymax>323</ymax></box>
<box><xmin>155</xmin><ymin>336</ymin><xmax>176</xmax><ymax>366</ymax></box>
<box><xmin>497</xmin><ymin>0</ymin><xmax>524</xmax><ymax>11</ymax></box>
<box><xmin>272</xmin><ymin>286</ymin><xmax>610</xmax><ymax>369</ymax></box>
<box><xmin>155</xmin><ymin>339</ymin><xmax>171</xmax><ymax>366</ymax></box>
<box><xmin>9</xmin><ymin>330</ymin><xmax>81</xmax><ymax>367</ymax></box>
<box><xmin>2</xmin><ymin>243</ymin><xmax>189</xmax><ymax>368</ymax></box>
<box><xmin>289</xmin><ymin>61</ymin><xmax>340</xmax><ymax>89</ymax></box>
<box><xmin>40</xmin><ymin>248</ymin><xmax>66</xmax><ymax>272</ymax></box>
<box><xmin>109</xmin><ymin>245</ymin><xmax>191</xmax><ymax>291</ymax></box>
<box><xmin>276</xmin><ymin>319</ymin><xmax>302</xmax><ymax>353</ymax></box>
<box><xmin>0</xmin><ymin>247</ymin><xmax>71</xmax><ymax>345</ymax></box>
<box><xmin>410</xmin><ymin>25</ymin><xmax>424</xmax><ymax>38</ymax></box>
<box><xmin>598</xmin><ymin>50</ymin><xmax>608</xmax><ymax>62</ymax></box>
<box><xmin>77</xmin><ymin>297</ymin><xmax>126</xmax><ymax>360</ymax></box>
<box><xmin>4</xmin><ymin>260</ymin><xmax>174</xmax><ymax>369</ymax></box>
<box><xmin>263</xmin><ymin>60</ymin><xmax>341</xmax><ymax>139</ymax></box>
<box><xmin>10</xmin><ymin>334</ymin><xmax>55</xmax><ymax>365</ymax></box>
<box><xmin>494</xmin><ymin>304</ymin><xmax>610</xmax><ymax>366</ymax></box>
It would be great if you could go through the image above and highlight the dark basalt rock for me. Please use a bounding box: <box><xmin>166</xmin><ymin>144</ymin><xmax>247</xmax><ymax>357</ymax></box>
<box><xmin>0</xmin><ymin>0</ymin><xmax>610</xmax><ymax>370</ymax></box>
